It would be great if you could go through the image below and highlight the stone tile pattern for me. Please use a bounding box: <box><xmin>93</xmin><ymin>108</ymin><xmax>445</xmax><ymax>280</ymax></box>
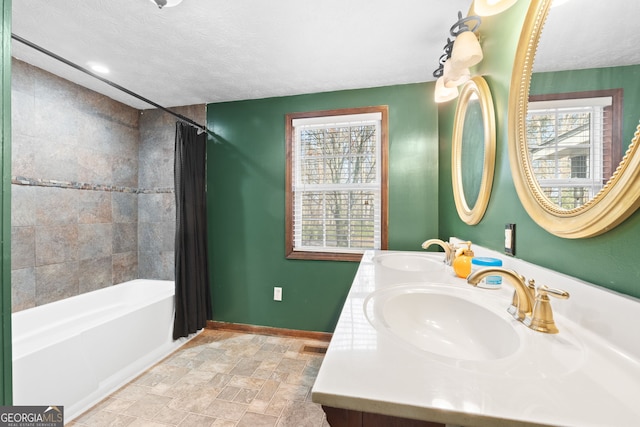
<box><xmin>11</xmin><ymin>58</ymin><xmax>205</xmax><ymax>311</ymax></box>
<box><xmin>138</xmin><ymin>105</ymin><xmax>205</xmax><ymax>281</ymax></box>
<box><xmin>69</xmin><ymin>329</ymin><xmax>330</xmax><ymax>427</ymax></box>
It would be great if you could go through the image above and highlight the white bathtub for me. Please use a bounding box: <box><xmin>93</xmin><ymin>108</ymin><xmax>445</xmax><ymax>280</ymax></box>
<box><xmin>12</xmin><ymin>279</ymin><xmax>190</xmax><ymax>422</ymax></box>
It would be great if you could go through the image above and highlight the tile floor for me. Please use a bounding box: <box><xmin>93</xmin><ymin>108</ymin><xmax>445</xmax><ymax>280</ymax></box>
<box><xmin>69</xmin><ymin>329</ymin><xmax>331</xmax><ymax>427</ymax></box>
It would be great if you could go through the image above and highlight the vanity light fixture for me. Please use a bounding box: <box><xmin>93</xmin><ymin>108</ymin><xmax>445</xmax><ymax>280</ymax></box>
<box><xmin>474</xmin><ymin>0</ymin><xmax>518</xmax><ymax>16</ymax></box>
<box><xmin>149</xmin><ymin>0</ymin><xmax>183</xmax><ymax>9</ymax></box>
<box><xmin>449</xmin><ymin>12</ymin><xmax>483</xmax><ymax>70</ymax></box>
<box><xmin>432</xmin><ymin>13</ymin><xmax>483</xmax><ymax>103</ymax></box>
<box><xmin>434</xmin><ymin>76</ymin><xmax>459</xmax><ymax>103</ymax></box>
<box><xmin>433</xmin><ymin>39</ymin><xmax>458</xmax><ymax>103</ymax></box>
<box><xmin>443</xmin><ymin>58</ymin><xmax>471</xmax><ymax>88</ymax></box>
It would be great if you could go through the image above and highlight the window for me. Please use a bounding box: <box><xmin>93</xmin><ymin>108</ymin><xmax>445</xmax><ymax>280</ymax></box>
<box><xmin>527</xmin><ymin>89</ymin><xmax>622</xmax><ymax>209</ymax></box>
<box><xmin>285</xmin><ymin>106</ymin><xmax>388</xmax><ymax>261</ymax></box>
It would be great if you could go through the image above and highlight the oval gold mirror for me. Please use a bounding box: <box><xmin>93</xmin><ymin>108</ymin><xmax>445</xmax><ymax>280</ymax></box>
<box><xmin>452</xmin><ymin>76</ymin><xmax>496</xmax><ymax>225</ymax></box>
<box><xmin>509</xmin><ymin>0</ymin><xmax>640</xmax><ymax>238</ymax></box>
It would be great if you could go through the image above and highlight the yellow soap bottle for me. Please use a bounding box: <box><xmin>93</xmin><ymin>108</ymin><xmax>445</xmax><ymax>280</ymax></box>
<box><xmin>453</xmin><ymin>241</ymin><xmax>474</xmax><ymax>279</ymax></box>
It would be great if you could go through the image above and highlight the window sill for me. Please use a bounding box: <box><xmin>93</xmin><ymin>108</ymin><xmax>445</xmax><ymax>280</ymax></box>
<box><xmin>286</xmin><ymin>250</ymin><xmax>363</xmax><ymax>262</ymax></box>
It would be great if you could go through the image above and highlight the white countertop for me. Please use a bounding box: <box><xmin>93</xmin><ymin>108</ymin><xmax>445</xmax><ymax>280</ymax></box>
<box><xmin>311</xmin><ymin>245</ymin><xmax>640</xmax><ymax>427</ymax></box>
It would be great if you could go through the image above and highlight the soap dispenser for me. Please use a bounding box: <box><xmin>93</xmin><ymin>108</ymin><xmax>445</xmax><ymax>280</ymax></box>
<box><xmin>453</xmin><ymin>241</ymin><xmax>474</xmax><ymax>278</ymax></box>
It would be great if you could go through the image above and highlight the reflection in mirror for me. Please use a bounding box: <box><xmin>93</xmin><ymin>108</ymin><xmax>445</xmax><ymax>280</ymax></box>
<box><xmin>509</xmin><ymin>0</ymin><xmax>640</xmax><ymax>238</ymax></box>
<box><xmin>461</xmin><ymin>96</ymin><xmax>484</xmax><ymax>208</ymax></box>
<box><xmin>527</xmin><ymin>0</ymin><xmax>640</xmax><ymax>211</ymax></box>
<box><xmin>452</xmin><ymin>76</ymin><xmax>495</xmax><ymax>225</ymax></box>
<box><xmin>526</xmin><ymin>89</ymin><xmax>622</xmax><ymax>209</ymax></box>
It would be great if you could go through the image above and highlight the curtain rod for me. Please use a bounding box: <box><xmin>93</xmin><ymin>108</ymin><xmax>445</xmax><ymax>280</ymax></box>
<box><xmin>11</xmin><ymin>33</ymin><xmax>211</xmax><ymax>134</ymax></box>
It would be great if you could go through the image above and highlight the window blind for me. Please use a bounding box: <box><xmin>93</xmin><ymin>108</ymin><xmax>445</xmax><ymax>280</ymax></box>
<box><xmin>292</xmin><ymin>113</ymin><xmax>382</xmax><ymax>253</ymax></box>
<box><xmin>527</xmin><ymin>98</ymin><xmax>608</xmax><ymax>208</ymax></box>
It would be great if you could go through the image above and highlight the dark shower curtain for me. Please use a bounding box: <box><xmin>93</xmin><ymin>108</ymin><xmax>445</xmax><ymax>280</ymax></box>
<box><xmin>173</xmin><ymin>122</ymin><xmax>212</xmax><ymax>339</ymax></box>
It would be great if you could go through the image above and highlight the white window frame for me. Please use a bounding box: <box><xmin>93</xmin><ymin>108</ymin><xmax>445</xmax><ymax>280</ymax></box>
<box><xmin>285</xmin><ymin>107</ymin><xmax>388</xmax><ymax>261</ymax></box>
<box><xmin>527</xmin><ymin>96</ymin><xmax>610</xmax><ymax>207</ymax></box>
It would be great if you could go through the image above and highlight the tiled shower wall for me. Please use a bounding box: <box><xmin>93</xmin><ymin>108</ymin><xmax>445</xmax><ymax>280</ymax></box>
<box><xmin>10</xmin><ymin>58</ymin><xmax>205</xmax><ymax>312</ymax></box>
<box><xmin>138</xmin><ymin>104</ymin><xmax>205</xmax><ymax>280</ymax></box>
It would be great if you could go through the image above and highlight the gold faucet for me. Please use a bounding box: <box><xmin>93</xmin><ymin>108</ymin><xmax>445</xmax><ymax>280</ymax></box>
<box><xmin>467</xmin><ymin>267</ymin><xmax>534</xmax><ymax>321</ymax></box>
<box><xmin>421</xmin><ymin>239</ymin><xmax>456</xmax><ymax>265</ymax></box>
<box><xmin>467</xmin><ymin>268</ymin><xmax>570</xmax><ymax>334</ymax></box>
<box><xmin>525</xmin><ymin>285</ymin><xmax>570</xmax><ymax>334</ymax></box>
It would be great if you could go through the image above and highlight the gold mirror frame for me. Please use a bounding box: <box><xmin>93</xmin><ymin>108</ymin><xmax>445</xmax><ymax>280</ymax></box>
<box><xmin>509</xmin><ymin>0</ymin><xmax>640</xmax><ymax>238</ymax></box>
<box><xmin>452</xmin><ymin>76</ymin><xmax>496</xmax><ymax>225</ymax></box>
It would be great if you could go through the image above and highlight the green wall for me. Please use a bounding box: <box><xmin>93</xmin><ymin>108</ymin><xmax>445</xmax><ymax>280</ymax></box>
<box><xmin>207</xmin><ymin>84</ymin><xmax>440</xmax><ymax>332</ymax></box>
<box><xmin>439</xmin><ymin>1</ymin><xmax>640</xmax><ymax>299</ymax></box>
<box><xmin>1</xmin><ymin>0</ymin><xmax>11</xmax><ymax>404</ymax></box>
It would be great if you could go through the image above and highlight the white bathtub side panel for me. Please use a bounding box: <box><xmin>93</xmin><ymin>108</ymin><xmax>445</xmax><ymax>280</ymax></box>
<box><xmin>12</xmin><ymin>334</ymin><xmax>98</xmax><ymax>407</ymax></box>
<box><xmin>81</xmin><ymin>297</ymin><xmax>174</xmax><ymax>383</ymax></box>
<box><xmin>67</xmin><ymin>296</ymin><xmax>184</xmax><ymax>421</ymax></box>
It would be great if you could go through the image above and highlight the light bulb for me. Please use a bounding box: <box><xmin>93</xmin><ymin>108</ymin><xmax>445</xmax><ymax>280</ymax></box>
<box><xmin>474</xmin><ymin>0</ymin><xmax>518</xmax><ymax>16</ymax></box>
<box><xmin>434</xmin><ymin>76</ymin><xmax>459</xmax><ymax>103</ymax></box>
<box><xmin>443</xmin><ymin>59</ymin><xmax>471</xmax><ymax>88</ymax></box>
<box><xmin>450</xmin><ymin>31</ymin><xmax>483</xmax><ymax>69</ymax></box>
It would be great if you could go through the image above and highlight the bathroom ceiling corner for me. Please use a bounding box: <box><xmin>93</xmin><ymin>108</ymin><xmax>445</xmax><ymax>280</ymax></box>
<box><xmin>11</xmin><ymin>0</ymin><xmax>473</xmax><ymax>109</ymax></box>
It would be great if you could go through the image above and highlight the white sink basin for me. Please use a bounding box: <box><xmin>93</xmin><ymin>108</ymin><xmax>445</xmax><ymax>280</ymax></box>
<box><xmin>372</xmin><ymin>253</ymin><xmax>447</xmax><ymax>285</ymax></box>
<box><xmin>373</xmin><ymin>252</ymin><xmax>443</xmax><ymax>272</ymax></box>
<box><xmin>365</xmin><ymin>284</ymin><xmax>521</xmax><ymax>361</ymax></box>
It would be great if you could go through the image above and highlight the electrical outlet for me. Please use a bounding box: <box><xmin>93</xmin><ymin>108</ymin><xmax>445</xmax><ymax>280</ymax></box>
<box><xmin>273</xmin><ymin>287</ymin><xmax>282</xmax><ymax>301</ymax></box>
<box><xmin>505</xmin><ymin>223</ymin><xmax>516</xmax><ymax>256</ymax></box>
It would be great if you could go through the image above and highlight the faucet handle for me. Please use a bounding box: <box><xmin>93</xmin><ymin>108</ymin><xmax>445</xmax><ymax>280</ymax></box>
<box><xmin>525</xmin><ymin>285</ymin><xmax>570</xmax><ymax>334</ymax></box>
<box><xmin>542</xmin><ymin>285</ymin><xmax>570</xmax><ymax>300</ymax></box>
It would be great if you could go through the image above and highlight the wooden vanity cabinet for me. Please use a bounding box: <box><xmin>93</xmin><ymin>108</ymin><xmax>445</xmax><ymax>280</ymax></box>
<box><xmin>322</xmin><ymin>406</ymin><xmax>446</xmax><ymax>427</ymax></box>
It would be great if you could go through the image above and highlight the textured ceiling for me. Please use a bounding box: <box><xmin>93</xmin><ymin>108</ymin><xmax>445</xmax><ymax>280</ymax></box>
<box><xmin>11</xmin><ymin>0</ymin><xmax>472</xmax><ymax>109</ymax></box>
<box><xmin>11</xmin><ymin>1</ymin><xmax>635</xmax><ymax>111</ymax></box>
